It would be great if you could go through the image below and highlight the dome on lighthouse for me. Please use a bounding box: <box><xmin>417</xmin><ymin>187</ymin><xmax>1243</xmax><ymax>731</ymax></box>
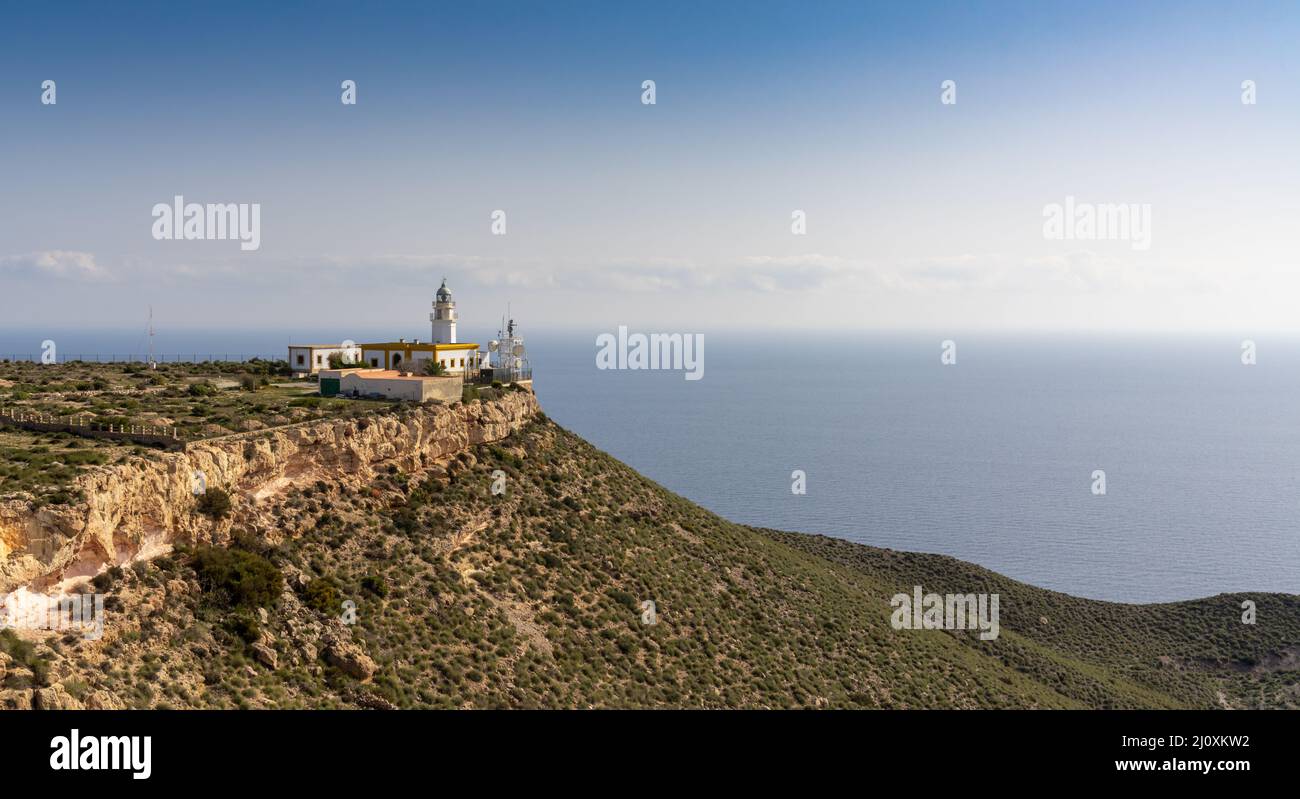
<box><xmin>436</xmin><ymin>279</ymin><xmax>452</xmax><ymax>303</ymax></box>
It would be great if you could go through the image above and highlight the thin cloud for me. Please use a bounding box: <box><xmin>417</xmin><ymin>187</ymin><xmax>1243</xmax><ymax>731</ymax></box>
<box><xmin>0</xmin><ymin>251</ymin><xmax>110</xmax><ymax>281</ymax></box>
<box><xmin>103</xmin><ymin>250</ymin><xmax>1220</xmax><ymax>297</ymax></box>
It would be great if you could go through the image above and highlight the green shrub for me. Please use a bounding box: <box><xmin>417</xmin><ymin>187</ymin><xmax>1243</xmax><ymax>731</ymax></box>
<box><xmin>195</xmin><ymin>487</ymin><xmax>232</xmax><ymax>519</ymax></box>
<box><xmin>190</xmin><ymin>545</ymin><xmax>282</xmax><ymax>610</ymax></box>
<box><xmin>606</xmin><ymin>588</ymin><xmax>638</xmax><ymax>612</ymax></box>
<box><xmin>0</xmin><ymin>628</ymin><xmax>49</xmax><ymax>687</ymax></box>
<box><xmin>91</xmin><ymin>565</ymin><xmax>124</xmax><ymax>592</ymax></box>
<box><xmin>361</xmin><ymin>574</ymin><xmax>388</xmax><ymax>598</ymax></box>
<box><xmin>225</xmin><ymin>611</ymin><xmax>262</xmax><ymax>643</ymax></box>
<box><xmin>303</xmin><ymin>577</ymin><xmax>342</xmax><ymax>615</ymax></box>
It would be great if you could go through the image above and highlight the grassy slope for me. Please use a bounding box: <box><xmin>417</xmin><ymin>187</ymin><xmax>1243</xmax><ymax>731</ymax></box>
<box><xmin>20</xmin><ymin>415</ymin><xmax>1299</xmax><ymax>709</ymax></box>
<box><xmin>766</xmin><ymin>532</ymin><xmax>1300</xmax><ymax>709</ymax></box>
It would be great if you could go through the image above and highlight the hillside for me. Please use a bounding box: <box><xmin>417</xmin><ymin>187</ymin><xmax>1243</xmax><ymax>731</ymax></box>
<box><xmin>2</xmin><ymin>403</ymin><xmax>1297</xmax><ymax>709</ymax></box>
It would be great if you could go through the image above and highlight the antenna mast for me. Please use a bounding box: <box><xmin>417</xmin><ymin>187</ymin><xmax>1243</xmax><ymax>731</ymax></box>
<box><xmin>147</xmin><ymin>306</ymin><xmax>156</xmax><ymax>369</ymax></box>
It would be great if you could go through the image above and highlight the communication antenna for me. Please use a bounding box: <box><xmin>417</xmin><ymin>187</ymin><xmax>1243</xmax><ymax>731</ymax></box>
<box><xmin>147</xmin><ymin>306</ymin><xmax>157</xmax><ymax>369</ymax></box>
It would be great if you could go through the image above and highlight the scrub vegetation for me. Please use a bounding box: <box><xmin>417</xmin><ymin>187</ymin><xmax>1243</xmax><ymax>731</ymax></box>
<box><xmin>16</xmin><ymin>415</ymin><xmax>1296</xmax><ymax>709</ymax></box>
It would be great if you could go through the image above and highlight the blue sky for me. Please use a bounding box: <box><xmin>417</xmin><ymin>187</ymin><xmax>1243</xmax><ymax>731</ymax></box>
<box><xmin>1</xmin><ymin>1</ymin><xmax>1298</xmax><ymax>333</ymax></box>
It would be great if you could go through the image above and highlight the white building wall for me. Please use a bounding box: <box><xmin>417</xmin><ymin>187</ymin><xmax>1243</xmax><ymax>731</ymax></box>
<box><xmin>288</xmin><ymin>347</ymin><xmax>313</xmax><ymax>373</ymax></box>
<box><xmin>289</xmin><ymin>346</ymin><xmax>362</xmax><ymax>374</ymax></box>
<box><xmin>339</xmin><ymin>374</ymin><xmax>427</xmax><ymax>401</ymax></box>
<box><xmin>435</xmin><ymin>348</ymin><xmax>477</xmax><ymax>374</ymax></box>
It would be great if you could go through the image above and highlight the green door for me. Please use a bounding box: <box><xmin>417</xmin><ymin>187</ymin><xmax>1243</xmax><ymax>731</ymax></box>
<box><xmin>320</xmin><ymin>377</ymin><xmax>341</xmax><ymax>396</ymax></box>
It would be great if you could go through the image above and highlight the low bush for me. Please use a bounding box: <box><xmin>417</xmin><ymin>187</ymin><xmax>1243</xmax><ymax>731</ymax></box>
<box><xmin>303</xmin><ymin>577</ymin><xmax>342</xmax><ymax>615</ymax></box>
<box><xmin>190</xmin><ymin>545</ymin><xmax>282</xmax><ymax>610</ymax></box>
<box><xmin>195</xmin><ymin>487</ymin><xmax>232</xmax><ymax>520</ymax></box>
<box><xmin>361</xmin><ymin>574</ymin><xmax>389</xmax><ymax>598</ymax></box>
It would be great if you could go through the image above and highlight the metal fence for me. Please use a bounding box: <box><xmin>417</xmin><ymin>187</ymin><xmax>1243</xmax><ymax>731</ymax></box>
<box><xmin>472</xmin><ymin>367</ymin><xmax>532</xmax><ymax>384</ymax></box>
<box><xmin>0</xmin><ymin>409</ymin><xmax>186</xmax><ymax>450</ymax></box>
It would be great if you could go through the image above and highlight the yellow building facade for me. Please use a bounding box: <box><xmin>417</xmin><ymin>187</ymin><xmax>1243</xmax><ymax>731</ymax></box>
<box><xmin>358</xmin><ymin>340</ymin><xmax>481</xmax><ymax>374</ymax></box>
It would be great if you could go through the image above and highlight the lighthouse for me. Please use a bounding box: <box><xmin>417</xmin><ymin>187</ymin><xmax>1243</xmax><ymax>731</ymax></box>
<box><xmin>429</xmin><ymin>278</ymin><xmax>457</xmax><ymax>344</ymax></box>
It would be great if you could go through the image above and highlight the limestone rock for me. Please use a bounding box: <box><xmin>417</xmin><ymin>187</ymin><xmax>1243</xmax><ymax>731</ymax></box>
<box><xmin>0</xmin><ymin>392</ymin><xmax>538</xmax><ymax>593</ymax></box>
<box><xmin>0</xmin><ymin>689</ymin><xmax>32</xmax><ymax>710</ymax></box>
<box><xmin>7</xmin><ymin>665</ymin><xmax>34</xmax><ymax>685</ymax></box>
<box><xmin>252</xmin><ymin>643</ymin><xmax>278</xmax><ymax>669</ymax></box>
<box><xmin>84</xmin><ymin>690</ymin><xmax>125</xmax><ymax>710</ymax></box>
<box><xmin>34</xmin><ymin>683</ymin><xmax>84</xmax><ymax>710</ymax></box>
<box><xmin>324</xmin><ymin>639</ymin><xmax>378</xmax><ymax>681</ymax></box>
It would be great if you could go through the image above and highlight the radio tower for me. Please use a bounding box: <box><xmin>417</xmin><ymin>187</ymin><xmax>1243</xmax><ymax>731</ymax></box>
<box><xmin>147</xmin><ymin>306</ymin><xmax>156</xmax><ymax>369</ymax></box>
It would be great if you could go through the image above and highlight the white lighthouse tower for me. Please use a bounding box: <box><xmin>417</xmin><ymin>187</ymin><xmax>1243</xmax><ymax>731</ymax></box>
<box><xmin>429</xmin><ymin>278</ymin><xmax>457</xmax><ymax>344</ymax></box>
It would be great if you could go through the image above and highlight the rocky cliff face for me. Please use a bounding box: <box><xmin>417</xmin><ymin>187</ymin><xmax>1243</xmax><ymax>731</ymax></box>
<box><xmin>0</xmin><ymin>392</ymin><xmax>538</xmax><ymax>594</ymax></box>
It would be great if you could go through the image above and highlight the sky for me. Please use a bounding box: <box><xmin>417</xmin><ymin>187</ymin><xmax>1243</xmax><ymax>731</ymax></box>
<box><xmin>1</xmin><ymin>0</ymin><xmax>1298</xmax><ymax>335</ymax></box>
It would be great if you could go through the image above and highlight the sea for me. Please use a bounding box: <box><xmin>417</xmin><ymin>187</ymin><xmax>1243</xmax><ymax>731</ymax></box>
<box><xmin>3</xmin><ymin>327</ymin><xmax>1298</xmax><ymax>604</ymax></box>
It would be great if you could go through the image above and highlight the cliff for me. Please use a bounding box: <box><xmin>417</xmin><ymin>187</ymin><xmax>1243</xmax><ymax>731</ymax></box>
<box><xmin>0</xmin><ymin>391</ymin><xmax>538</xmax><ymax>594</ymax></box>
<box><xmin>1</xmin><ymin>392</ymin><xmax>1296</xmax><ymax>710</ymax></box>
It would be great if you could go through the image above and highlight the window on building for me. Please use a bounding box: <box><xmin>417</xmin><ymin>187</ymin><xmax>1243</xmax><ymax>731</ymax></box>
<box><xmin>370</xmin><ymin>357</ymin><xmax>379</xmax><ymax>367</ymax></box>
<box><xmin>296</xmin><ymin>354</ymin><xmax>304</xmax><ymax>365</ymax></box>
<box><xmin>316</xmin><ymin>355</ymin><xmax>323</xmax><ymax>365</ymax></box>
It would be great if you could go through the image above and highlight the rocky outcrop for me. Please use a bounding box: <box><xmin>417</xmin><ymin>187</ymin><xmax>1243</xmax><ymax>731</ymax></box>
<box><xmin>323</xmin><ymin>637</ymin><xmax>378</xmax><ymax>681</ymax></box>
<box><xmin>33</xmin><ymin>683</ymin><xmax>83</xmax><ymax>710</ymax></box>
<box><xmin>0</xmin><ymin>392</ymin><xmax>538</xmax><ymax>594</ymax></box>
<box><xmin>83</xmin><ymin>690</ymin><xmax>125</xmax><ymax>710</ymax></box>
<box><xmin>251</xmin><ymin>642</ymin><xmax>279</xmax><ymax>670</ymax></box>
<box><xmin>0</xmin><ymin>689</ymin><xmax>33</xmax><ymax>710</ymax></box>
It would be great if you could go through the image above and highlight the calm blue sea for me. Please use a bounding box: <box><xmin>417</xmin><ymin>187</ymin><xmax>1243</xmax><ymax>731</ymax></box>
<box><xmin>3</xmin><ymin>327</ymin><xmax>1298</xmax><ymax>603</ymax></box>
